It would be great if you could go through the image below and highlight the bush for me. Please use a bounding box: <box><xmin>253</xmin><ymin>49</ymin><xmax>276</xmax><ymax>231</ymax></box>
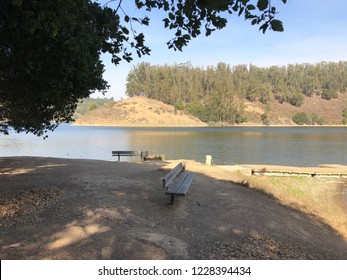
<box><xmin>88</xmin><ymin>103</ymin><xmax>97</xmax><ymax>111</ymax></box>
<box><xmin>321</xmin><ymin>89</ymin><xmax>338</xmax><ymax>100</ymax></box>
<box><xmin>173</xmin><ymin>98</ymin><xmax>185</xmax><ymax>110</ymax></box>
<box><xmin>261</xmin><ymin>114</ymin><xmax>270</xmax><ymax>125</ymax></box>
<box><xmin>186</xmin><ymin>101</ymin><xmax>210</xmax><ymax>122</ymax></box>
<box><xmin>292</xmin><ymin>112</ymin><xmax>324</xmax><ymax>125</ymax></box>
<box><xmin>292</xmin><ymin>112</ymin><xmax>307</xmax><ymax>125</ymax></box>
<box><xmin>235</xmin><ymin>112</ymin><xmax>248</xmax><ymax>124</ymax></box>
<box><xmin>342</xmin><ymin>109</ymin><xmax>347</xmax><ymax>124</ymax></box>
<box><xmin>287</xmin><ymin>93</ymin><xmax>304</xmax><ymax>107</ymax></box>
<box><xmin>310</xmin><ymin>113</ymin><xmax>324</xmax><ymax>125</ymax></box>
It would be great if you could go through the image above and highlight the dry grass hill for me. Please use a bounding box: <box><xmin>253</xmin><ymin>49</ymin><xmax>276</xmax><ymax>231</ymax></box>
<box><xmin>245</xmin><ymin>94</ymin><xmax>347</xmax><ymax>125</ymax></box>
<box><xmin>74</xmin><ymin>96</ymin><xmax>207</xmax><ymax>126</ymax></box>
<box><xmin>75</xmin><ymin>94</ymin><xmax>347</xmax><ymax>126</ymax></box>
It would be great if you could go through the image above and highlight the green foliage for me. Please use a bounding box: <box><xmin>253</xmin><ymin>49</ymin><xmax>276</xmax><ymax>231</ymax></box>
<box><xmin>88</xmin><ymin>103</ymin><xmax>98</xmax><ymax>112</ymax></box>
<box><xmin>186</xmin><ymin>101</ymin><xmax>210</xmax><ymax>123</ymax></box>
<box><xmin>261</xmin><ymin>104</ymin><xmax>271</xmax><ymax>125</ymax></box>
<box><xmin>261</xmin><ymin>114</ymin><xmax>270</xmax><ymax>125</ymax></box>
<box><xmin>235</xmin><ymin>111</ymin><xmax>248</xmax><ymax>124</ymax></box>
<box><xmin>1</xmin><ymin>0</ymin><xmax>287</xmax><ymax>136</ymax></box>
<box><xmin>74</xmin><ymin>97</ymin><xmax>114</xmax><ymax>118</ymax></box>
<box><xmin>173</xmin><ymin>98</ymin><xmax>185</xmax><ymax>111</ymax></box>
<box><xmin>292</xmin><ymin>112</ymin><xmax>307</xmax><ymax>125</ymax></box>
<box><xmin>321</xmin><ymin>89</ymin><xmax>338</xmax><ymax>100</ymax></box>
<box><xmin>126</xmin><ymin>61</ymin><xmax>347</xmax><ymax>124</ymax></box>
<box><xmin>292</xmin><ymin>112</ymin><xmax>324</xmax><ymax>125</ymax></box>
<box><xmin>0</xmin><ymin>0</ymin><xmax>148</xmax><ymax>136</ymax></box>
<box><xmin>136</xmin><ymin>0</ymin><xmax>286</xmax><ymax>50</ymax></box>
<box><xmin>311</xmin><ymin>113</ymin><xmax>324</xmax><ymax>125</ymax></box>
<box><xmin>287</xmin><ymin>92</ymin><xmax>304</xmax><ymax>107</ymax></box>
<box><xmin>342</xmin><ymin>108</ymin><xmax>347</xmax><ymax>125</ymax></box>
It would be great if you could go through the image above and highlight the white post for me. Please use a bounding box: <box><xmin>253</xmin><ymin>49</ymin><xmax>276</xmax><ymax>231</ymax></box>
<box><xmin>206</xmin><ymin>155</ymin><xmax>212</xmax><ymax>165</ymax></box>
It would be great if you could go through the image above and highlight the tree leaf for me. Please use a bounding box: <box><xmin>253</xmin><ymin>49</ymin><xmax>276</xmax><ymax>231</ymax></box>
<box><xmin>270</xmin><ymin>19</ymin><xmax>284</xmax><ymax>32</ymax></box>
<box><xmin>257</xmin><ymin>0</ymin><xmax>269</xmax><ymax>11</ymax></box>
<box><xmin>259</xmin><ymin>22</ymin><xmax>268</xmax><ymax>33</ymax></box>
<box><xmin>163</xmin><ymin>18</ymin><xmax>169</xmax><ymax>28</ymax></box>
<box><xmin>238</xmin><ymin>6</ymin><xmax>245</xmax><ymax>17</ymax></box>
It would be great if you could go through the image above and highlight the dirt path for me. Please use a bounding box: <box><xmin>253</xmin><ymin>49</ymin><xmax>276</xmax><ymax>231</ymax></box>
<box><xmin>0</xmin><ymin>157</ymin><xmax>346</xmax><ymax>259</ymax></box>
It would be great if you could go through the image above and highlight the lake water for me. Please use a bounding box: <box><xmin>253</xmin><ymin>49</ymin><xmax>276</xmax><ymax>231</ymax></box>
<box><xmin>1</xmin><ymin>124</ymin><xmax>347</xmax><ymax>166</ymax></box>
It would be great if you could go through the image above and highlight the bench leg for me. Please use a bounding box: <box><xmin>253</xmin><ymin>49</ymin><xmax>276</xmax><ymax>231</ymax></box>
<box><xmin>170</xmin><ymin>195</ymin><xmax>175</xmax><ymax>205</ymax></box>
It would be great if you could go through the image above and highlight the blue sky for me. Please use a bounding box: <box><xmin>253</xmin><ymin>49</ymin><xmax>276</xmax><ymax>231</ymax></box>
<box><xmin>94</xmin><ymin>0</ymin><xmax>347</xmax><ymax>100</ymax></box>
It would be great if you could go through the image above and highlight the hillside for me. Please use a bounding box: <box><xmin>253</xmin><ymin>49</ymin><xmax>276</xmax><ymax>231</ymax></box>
<box><xmin>74</xmin><ymin>96</ymin><xmax>207</xmax><ymax>126</ymax></box>
<box><xmin>74</xmin><ymin>94</ymin><xmax>347</xmax><ymax>127</ymax></box>
<box><xmin>125</xmin><ymin>61</ymin><xmax>347</xmax><ymax>126</ymax></box>
<box><xmin>244</xmin><ymin>94</ymin><xmax>347</xmax><ymax>125</ymax></box>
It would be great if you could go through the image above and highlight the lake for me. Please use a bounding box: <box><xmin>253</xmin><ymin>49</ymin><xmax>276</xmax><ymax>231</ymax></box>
<box><xmin>1</xmin><ymin>124</ymin><xmax>347</xmax><ymax>166</ymax></box>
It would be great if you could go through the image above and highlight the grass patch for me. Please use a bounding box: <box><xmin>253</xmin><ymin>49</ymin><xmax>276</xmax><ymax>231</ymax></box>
<box><xmin>235</xmin><ymin>175</ymin><xmax>347</xmax><ymax>240</ymax></box>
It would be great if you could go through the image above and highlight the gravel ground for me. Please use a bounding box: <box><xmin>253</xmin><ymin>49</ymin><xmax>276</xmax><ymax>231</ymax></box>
<box><xmin>1</xmin><ymin>157</ymin><xmax>346</xmax><ymax>260</ymax></box>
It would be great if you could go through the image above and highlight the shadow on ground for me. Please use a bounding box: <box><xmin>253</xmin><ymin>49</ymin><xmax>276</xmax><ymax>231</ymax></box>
<box><xmin>0</xmin><ymin>157</ymin><xmax>346</xmax><ymax>259</ymax></box>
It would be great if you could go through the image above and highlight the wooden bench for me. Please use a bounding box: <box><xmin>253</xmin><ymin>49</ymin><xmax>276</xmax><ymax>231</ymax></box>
<box><xmin>162</xmin><ymin>163</ymin><xmax>195</xmax><ymax>205</ymax></box>
<box><xmin>112</xmin><ymin>151</ymin><xmax>149</xmax><ymax>162</ymax></box>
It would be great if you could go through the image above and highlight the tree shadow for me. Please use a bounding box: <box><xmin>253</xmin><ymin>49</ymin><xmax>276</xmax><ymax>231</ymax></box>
<box><xmin>0</xmin><ymin>157</ymin><xmax>346</xmax><ymax>260</ymax></box>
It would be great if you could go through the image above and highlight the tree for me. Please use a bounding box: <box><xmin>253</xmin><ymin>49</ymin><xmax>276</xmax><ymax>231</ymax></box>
<box><xmin>0</xmin><ymin>0</ymin><xmax>287</xmax><ymax>136</ymax></box>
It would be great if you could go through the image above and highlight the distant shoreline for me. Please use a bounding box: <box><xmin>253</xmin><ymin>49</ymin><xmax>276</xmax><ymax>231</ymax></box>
<box><xmin>72</xmin><ymin>122</ymin><xmax>347</xmax><ymax>128</ymax></box>
<box><xmin>72</xmin><ymin>123</ymin><xmax>209</xmax><ymax>127</ymax></box>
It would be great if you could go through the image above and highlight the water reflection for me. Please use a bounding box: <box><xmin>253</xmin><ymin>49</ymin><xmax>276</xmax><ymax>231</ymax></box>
<box><xmin>1</xmin><ymin>125</ymin><xmax>347</xmax><ymax>166</ymax></box>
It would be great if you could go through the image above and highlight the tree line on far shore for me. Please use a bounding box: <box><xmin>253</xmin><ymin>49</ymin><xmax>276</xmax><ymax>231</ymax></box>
<box><xmin>126</xmin><ymin>61</ymin><xmax>347</xmax><ymax>124</ymax></box>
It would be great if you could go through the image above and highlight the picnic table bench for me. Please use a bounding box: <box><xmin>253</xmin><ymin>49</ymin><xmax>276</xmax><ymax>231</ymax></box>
<box><xmin>112</xmin><ymin>151</ymin><xmax>149</xmax><ymax>162</ymax></box>
<box><xmin>162</xmin><ymin>162</ymin><xmax>195</xmax><ymax>205</ymax></box>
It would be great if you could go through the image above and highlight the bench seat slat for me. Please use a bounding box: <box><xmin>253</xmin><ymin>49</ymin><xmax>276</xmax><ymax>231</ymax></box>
<box><xmin>166</xmin><ymin>172</ymin><xmax>195</xmax><ymax>196</ymax></box>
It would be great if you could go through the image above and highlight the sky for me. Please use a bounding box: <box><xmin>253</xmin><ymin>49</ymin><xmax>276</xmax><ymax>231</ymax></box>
<box><xmin>93</xmin><ymin>0</ymin><xmax>347</xmax><ymax>100</ymax></box>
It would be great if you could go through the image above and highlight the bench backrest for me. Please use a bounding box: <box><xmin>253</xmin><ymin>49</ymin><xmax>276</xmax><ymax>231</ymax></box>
<box><xmin>112</xmin><ymin>151</ymin><xmax>139</xmax><ymax>156</ymax></box>
<box><xmin>112</xmin><ymin>151</ymin><xmax>148</xmax><ymax>156</ymax></box>
<box><xmin>162</xmin><ymin>163</ymin><xmax>184</xmax><ymax>189</ymax></box>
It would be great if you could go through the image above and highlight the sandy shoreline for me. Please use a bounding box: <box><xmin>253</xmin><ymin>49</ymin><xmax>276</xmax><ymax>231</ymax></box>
<box><xmin>1</xmin><ymin>156</ymin><xmax>346</xmax><ymax>259</ymax></box>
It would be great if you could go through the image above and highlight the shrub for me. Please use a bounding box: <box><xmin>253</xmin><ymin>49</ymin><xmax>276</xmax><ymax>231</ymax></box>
<box><xmin>88</xmin><ymin>103</ymin><xmax>97</xmax><ymax>111</ymax></box>
<box><xmin>310</xmin><ymin>113</ymin><xmax>324</xmax><ymax>125</ymax></box>
<box><xmin>292</xmin><ymin>112</ymin><xmax>307</xmax><ymax>125</ymax></box>
<box><xmin>261</xmin><ymin>114</ymin><xmax>270</xmax><ymax>125</ymax></box>
<box><xmin>292</xmin><ymin>112</ymin><xmax>324</xmax><ymax>125</ymax></box>
<box><xmin>173</xmin><ymin>98</ymin><xmax>185</xmax><ymax>110</ymax></box>
<box><xmin>287</xmin><ymin>93</ymin><xmax>304</xmax><ymax>107</ymax></box>
<box><xmin>235</xmin><ymin>112</ymin><xmax>248</xmax><ymax>124</ymax></box>
<box><xmin>321</xmin><ymin>89</ymin><xmax>338</xmax><ymax>100</ymax></box>
<box><xmin>342</xmin><ymin>109</ymin><xmax>347</xmax><ymax>124</ymax></box>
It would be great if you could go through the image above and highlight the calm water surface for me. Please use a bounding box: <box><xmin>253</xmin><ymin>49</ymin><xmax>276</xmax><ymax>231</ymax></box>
<box><xmin>1</xmin><ymin>125</ymin><xmax>347</xmax><ymax>166</ymax></box>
